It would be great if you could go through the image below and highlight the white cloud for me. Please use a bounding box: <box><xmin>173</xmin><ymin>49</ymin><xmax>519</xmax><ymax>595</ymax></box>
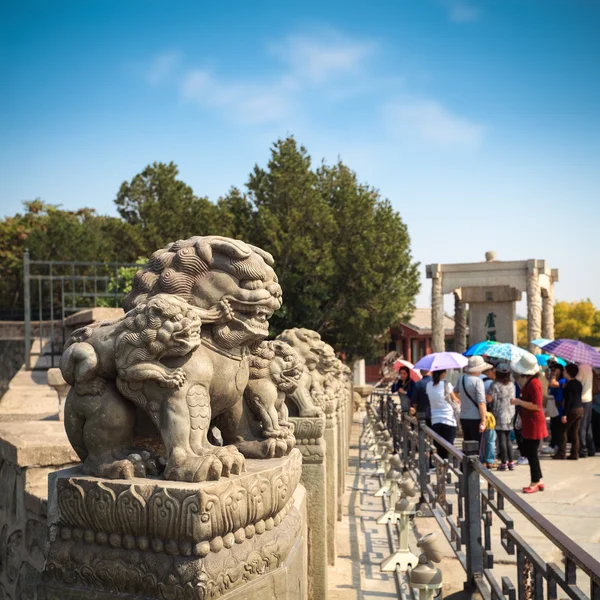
<box><xmin>146</xmin><ymin>51</ymin><xmax>181</xmax><ymax>86</ymax></box>
<box><xmin>385</xmin><ymin>98</ymin><xmax>484</xmax><ymax>147</ymax></box>
<box><xmin>178</xmin><ymin>31</ymin><xmax>375</xmax><ymax>125</ymax></box>
<box><xmin>439</xmin><ymin>0</ymin><xmax>481</xmax><ymax>23</ymax></box>
<box><xmin>271</xmin><ymin>33</ymin><xmax>377</xmax><ymax>83</ymax></box>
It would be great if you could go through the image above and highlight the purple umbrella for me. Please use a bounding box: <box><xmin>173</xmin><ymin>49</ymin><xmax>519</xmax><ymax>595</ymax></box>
<box><xmin>413</xmin><ymin>352</ymin><xmax>468</xmax><ymax>372</ymax></box>
<box><xmin>542</xmin><ymin>339</ymin><xmax>600</xmax><ymax>368</ymax></box>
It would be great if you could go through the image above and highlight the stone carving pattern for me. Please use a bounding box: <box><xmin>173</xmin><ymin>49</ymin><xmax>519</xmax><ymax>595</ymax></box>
<box><xmin>44</xmin><ymin>492</ymin><xmax>302</xmax><ymax>600</ymax></box>
<box><xmin>54</xmin><ymin>450</ymin><xmax>302</xmax><ymax>550</ymax></box>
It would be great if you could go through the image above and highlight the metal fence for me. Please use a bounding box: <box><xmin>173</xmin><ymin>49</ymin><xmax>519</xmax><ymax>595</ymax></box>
<box><xmin>23</xmin><ymin>252</ymin><xmax>140</xmax><ymax>370</ymax></box>
<box><xmin>368</xmin><ymin>389</ymin><xmax>600</xmax><ymax>600</ymax></box>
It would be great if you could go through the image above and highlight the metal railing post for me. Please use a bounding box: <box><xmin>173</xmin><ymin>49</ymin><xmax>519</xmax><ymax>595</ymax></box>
<box><xmin>417</xmin><ymin>414</ymin><xmax>428</xmax><ymax>499</ymax></box>
<box><xmin>23</xmin><ymin>250</ymin><xmax>31</xmax><ymax>370</ymax></box>
<box><xmin>462</xmin><ymin>439</ymin><xmax>483</xmax><ymax>592</ymax></box>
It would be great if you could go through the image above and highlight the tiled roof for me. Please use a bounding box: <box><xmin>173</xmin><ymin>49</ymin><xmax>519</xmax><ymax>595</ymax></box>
<box><xmin>400</xmin><ymin>308</ymin><xmax>457</xmax><ymax>334</ymax></box>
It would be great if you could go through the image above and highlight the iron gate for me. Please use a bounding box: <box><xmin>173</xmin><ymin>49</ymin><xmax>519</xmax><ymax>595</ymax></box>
<box><xmin>23</xmin><ymin>251</ymin><xmax>141</xmax><ymax>370</ymax></box>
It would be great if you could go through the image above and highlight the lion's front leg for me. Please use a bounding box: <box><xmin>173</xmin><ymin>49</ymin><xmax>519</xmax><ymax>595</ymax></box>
<box><xmin>160</xmin><ymin>384</ymin><xmax>244</xmax><ymax>482</ymax></box>
<box><xmin>119</xmin><ymin>361</ymin><xmax>186</xmax><ymax>389</ymax></box>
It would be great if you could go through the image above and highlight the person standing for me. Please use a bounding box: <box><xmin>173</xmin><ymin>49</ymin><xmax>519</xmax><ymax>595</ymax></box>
<box><xmin>577</xmin><ymin>363</ymin><xmax>595</xmax><ymax>457</ymax></box>
<box><xmin>392</xmin><ymin>366</ymin><xmax>415</xmax><ymax>413</ymax></box>
<box><xmin>592</xmin><ymin>369</ymin><xmax>600</xmax><ymax>448</ymax></box>
<box><xmin>510</xmin><ymin>354</ymin><xmax>547</xmax><ymax>494</ymax></box>
<box><xmin>456</xmin><ymin>356</ymin><xmax>491</xmax><ymax>444</ymax></box>
<box><xmin>487</xmin><ymin>364</ymin><xmax>516</xmax><ymax>471</ymax></box>
<box><xmin>426</xmin><ymin>369</ymin><xmax>460</xmax><ymax>459</ymax></box>
<box><xmin>554</xmin><ymin>363</ymin><xmax>583</xmax><ymax>460</ymax></box>
<box><xmin>481</xmin><ymin>365</ymin><xmax>497</xmax><ymax>468</ymax></box>
<box><xmin>411</xmin><ymin>369</ymin><xmax>432</xmax><ymax>424</ymax></box>
<box><xmin>546</xmin><ymin>364</ymin><xmax>566</xmax><ymax>453</ymax></box>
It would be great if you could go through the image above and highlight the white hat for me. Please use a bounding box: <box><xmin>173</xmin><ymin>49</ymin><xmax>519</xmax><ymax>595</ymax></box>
<box><xmin>464</xmin><ymin>356</ymin><xmax>493</xmax><ymax>374</ymax></box>
<box><xmin>511</xmin><ymin>353</ymin><xmax>539</xmax><ymax>376</ymax></box>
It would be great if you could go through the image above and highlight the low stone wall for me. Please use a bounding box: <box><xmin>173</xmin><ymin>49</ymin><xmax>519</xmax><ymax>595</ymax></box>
<box><xmin>0</xmin><ymin>422</ymin><xmax>79</xmax><ymax>600</ymax></box>
<box><xmin>0</xmin><ymin>339</ymin><xmax>25</xmax><ymax>399</ymax></box>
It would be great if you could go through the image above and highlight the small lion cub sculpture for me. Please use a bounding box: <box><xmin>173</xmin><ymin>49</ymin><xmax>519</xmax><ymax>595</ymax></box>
<box><xmin>244</xmin><ymin>340</ymin><xmax>303</xmax><ymax>455</ymax></box>
<box><xmin>61</xmin><ymin>294</ymin><xmax>231</xmax><ymax>405</ymax></box>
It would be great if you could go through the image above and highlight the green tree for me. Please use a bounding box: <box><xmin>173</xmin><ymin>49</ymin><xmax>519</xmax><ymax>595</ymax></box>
<box><xmin>555</xmin><ymin>299</ymin><xmax>600</xmax><ymax>344</ymax></box>
<box><xmin>115</xmin><ymin>162</ymin><xmax>220</xmax><ymax>250</ymax></box>
<box><xmin>245</xmin><ymin>137</ymin><xmax>420</xmax><ymax>359</ymax></box>
<box><xmin>247</xmin><ymin>138</ymin><xmax>337</xmax><ymax>336</ymax></box>
<box><xmin>316</xmin><ymin>161</ymin><xmax>420</xmax><ymax>358</ymax></box>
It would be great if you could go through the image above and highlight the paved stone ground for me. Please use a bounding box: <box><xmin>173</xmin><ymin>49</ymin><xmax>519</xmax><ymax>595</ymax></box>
<box><xmin>331</xmin><ymin>414</ymin><xmax>600</xmax><ymax>598</ymax></box>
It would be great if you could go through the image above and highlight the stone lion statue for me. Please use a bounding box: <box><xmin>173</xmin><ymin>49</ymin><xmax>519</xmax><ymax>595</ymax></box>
<box><xmin>276</xmin><ymin>328</ymin><xmax>324</xmax><ymax>417</ymax></box>
<box><xmin>241</xmin><ymin>340</ymin><xmax>302</xmax><ymax>457</ymax></box>
<box><xmin>62</xmin><ymin>236</ymin><xmax>284</xmax><ymax>482</ymax></box>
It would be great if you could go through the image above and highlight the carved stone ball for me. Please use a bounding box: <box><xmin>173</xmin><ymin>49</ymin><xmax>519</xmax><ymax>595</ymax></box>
<box><xmin>485</xmin><ymin>251</ymin><xmax>497</xmax><ymax>262</ymax></box>
<box><xmin>210</xmin><ymin>536</ymin><xmax>224</xmax><ymax>553</ymax></box>
<box><xmin>255</xmin><ymin>520</ymin><xmax>266</xmax><ymax>535</ymax></box>
<box><xmin>84</xmin><ymin>529</ymin><xmax>95</xmax><ymax>543</ymax></box>
<box><xmin>96</xmin><ymin>532</ymin><xmax>108</xmax><ymax>545</ymax></box>
<box><xmin>137</xmin><ymin>535</ymin><xmax>149</xmax><ymax>551</ymax></box>
<box><xmin>244</xmin><ymin>524</ymin><xmax>256</xmax><ymax>539</ymax></box>
<box><xmin>165</xmin><ymin>539</ymin><xmax>179</xmax><ymax>555</ymax></box>
<box><xmin>264</xmin><ymin>517</ymin><xmax>274</xmax><ymax>531</ymax></box>
<box><xmin>222</xmin><ymin>533</ymin><xmax>235</xmax><ymax>549</ymax></box>
<box><xmin>108</xmin><ymin>533</ymin><xmax>121</xmax><ymax>548</ymax></box>
<box><xmin>193</xmin><ymin>541</ymin><xmax>210</xmax><ymax>557</ymax></box>
<box><xmin>234</xmin><ymin>528</ymin><xmax>246</xmax><ymax>544</ymax></box>
<box><xmin>122</xmin><ymin>534</ymin><xmax>135</xmax><ymax>549</ymax></box>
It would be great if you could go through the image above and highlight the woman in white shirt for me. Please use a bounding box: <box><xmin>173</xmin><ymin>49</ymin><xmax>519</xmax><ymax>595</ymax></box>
<box><xmin>426</xmin><ymin>369</ymin><xmax>461</xmax><ymax>459</ymax></box>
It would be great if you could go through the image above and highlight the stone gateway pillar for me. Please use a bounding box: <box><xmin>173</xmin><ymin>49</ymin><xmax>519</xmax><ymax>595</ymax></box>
<box><xmin>453</xmin><ymin>291</ymin><xmax>467</xmax><ymax>354</ymax></box>
<box><xmin>542</xmin><ymin>280</ymin><xmax>555</xmax><ymax>341</ymax></box>
<box><xmin>429</xmin><ymin>265</ymin><xmax>445</xmax><ymax>352</ymax></box>
<box><xmin>527</xmin><ymin>260</ymin><xmax>542</xmax><ymax>354</ymax></box>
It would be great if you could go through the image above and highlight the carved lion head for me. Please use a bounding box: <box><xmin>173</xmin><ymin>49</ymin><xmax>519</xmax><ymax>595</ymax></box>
<box><xmin>120</xmin><ymin>294</ymin><xmax>203</xmax><ymax>360</ymax></box>
<box><xmin>123</xmin><ymin>236</ymin><xmax>282</xmax><ymax>349</ymax></box>
<box><xmin>248</xmin><ymin>340</ymin><xmax>302</xmax><ymax>394</ymax></box>
<box><xmin>276</xmin><ymin>328</ymin><xmax>322</xmax><ymax>370</ymax></box>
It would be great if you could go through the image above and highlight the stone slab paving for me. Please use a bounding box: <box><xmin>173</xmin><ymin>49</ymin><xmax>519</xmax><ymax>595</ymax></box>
<box><xmin>328</xmin><ymin>415</ymin><xmax>398</xmax><ymax>599</ymax></box>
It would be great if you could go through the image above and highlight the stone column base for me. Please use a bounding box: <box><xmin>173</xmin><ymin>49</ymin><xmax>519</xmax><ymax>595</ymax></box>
<box><xmin>39</xmin><ymin>450</ymin><xmax>307</xmax><ymax>600</ymax></box>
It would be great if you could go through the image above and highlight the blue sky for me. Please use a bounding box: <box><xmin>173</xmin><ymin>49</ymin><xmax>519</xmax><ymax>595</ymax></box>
<box><xmin>1</xmin><ymin>0</ymin><xmax>599</xmax><ymax>312</ymax></box>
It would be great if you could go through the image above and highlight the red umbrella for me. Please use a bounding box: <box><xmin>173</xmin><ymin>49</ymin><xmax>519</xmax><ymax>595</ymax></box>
<box><xmin>392</xmin><ymin>359</ymin><xmax>422</xmax><ymax>382</ymax></box>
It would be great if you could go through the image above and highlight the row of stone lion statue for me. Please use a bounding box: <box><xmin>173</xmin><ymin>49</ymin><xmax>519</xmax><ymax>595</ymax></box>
<box><xmin>60</xmin><ymin>235</ymin><xmax>352</xmax><ymax>483</ymax></box>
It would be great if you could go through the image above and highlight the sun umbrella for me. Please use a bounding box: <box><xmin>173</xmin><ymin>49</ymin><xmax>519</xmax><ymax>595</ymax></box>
<box><xmin>532</xmin><ymin>338</ymin><xmax>553</xmax><ymax>349</ymax></box>
<box><xmin>413</xmin><ymin>352</ymin><xmax>468</xmax><ymax>372</ymax></box>
<box><xmin>484</xmin><ymin>343</ymin><xmax>529</xmax><ymax>362</ymax></box>
<box><xmin>542</xmin><ymin>339</ymin><xmax>600</xmax><ymax>368</ymax></box>
<box><xmin>392</xmin><ymin>359</ymin><xmax>422</xmax><ymax>382</ymax></box>
<box><xmin>535</xmin><ymin>354</ymin><xmax>567</xmax><ymax>367</ymax></box>
<box><xmin>464</xmin><ymin>340</ymin><xmax>499</xmax><ymax>357</ymax></box>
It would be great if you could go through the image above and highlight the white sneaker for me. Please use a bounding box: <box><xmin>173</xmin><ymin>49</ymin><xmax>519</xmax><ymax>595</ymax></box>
<box><xmin>516</xmin><ymin>456</ymin><xmax>529</xmax><ymax>465</ymax></box>
<box><xmin>541</xmin><ymin>446</ymin><xmax>555</xmax><ymax>455</ymax></box>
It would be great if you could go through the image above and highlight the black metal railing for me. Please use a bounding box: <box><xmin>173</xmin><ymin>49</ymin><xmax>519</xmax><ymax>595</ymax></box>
<box><xmin>367</xmin><ymin>389</ymin><xmax>600</xmax><ymax>600</ymax></box>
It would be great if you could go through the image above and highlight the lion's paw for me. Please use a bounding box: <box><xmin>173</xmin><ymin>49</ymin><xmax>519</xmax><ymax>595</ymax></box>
<box><xmin>216</xmin><ymin>298</ymin><xmax>234</xmax><ymax>322</ymax></box>
<box><xmin>165</xmin><ymin>453</ymin><xmax>223</xmax><ymax>482</ymax></box>
<box><xmin>159</xmin><ymin>368</ymin><xmax>187</xmax><ymax>388</ymax></box>
<box><xmin>211</xmin><ymin>445</ymin><xmax>246</xmax><ymax>476</ymax></box>
<box><xmin>85</xmin><ymin>457</ymin><xmax>135</xmax><ymax>480</ymax></box>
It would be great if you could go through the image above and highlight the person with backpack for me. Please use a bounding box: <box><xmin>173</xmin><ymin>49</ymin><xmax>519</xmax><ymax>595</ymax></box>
<box><xmin>425</xmin><ymin>369</ymin><xmax>461</xmax><ymax>459</ymax></box>
<box><xmin>456</xmin><ymin>356</ymin><xmax>492</xmax><ymax>444</ymax></box>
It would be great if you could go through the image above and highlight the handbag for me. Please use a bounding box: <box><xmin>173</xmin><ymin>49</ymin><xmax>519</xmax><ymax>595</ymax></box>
<box><xmin>458</xmin><ymin>375</ymin><xmax>481</xmax><ymax>410</ymax></box>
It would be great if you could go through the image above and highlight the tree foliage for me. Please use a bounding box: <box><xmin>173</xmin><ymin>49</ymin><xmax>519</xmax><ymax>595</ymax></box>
<box><xmin>2</xmin><ymin>137</ymin><xmax>421</xmax><ymax>358</ymax></box>
<box><xmin>554</xmin><ymin>299</ymin><xmax>600</xmax><ymax>345</ymax></box>
<box><xmin>516</xmin><ymin>300</ymin><xmax>600</xmax><ymax>349</ymax></box>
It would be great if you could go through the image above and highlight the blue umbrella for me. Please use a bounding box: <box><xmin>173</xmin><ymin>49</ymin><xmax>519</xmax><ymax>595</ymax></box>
<box><xmin>464</xmin><ymin>340</ymin><xmax>499</xmax><ymax>357</ymax></box>
<box><xmin>531</xmin><ymin>338</ymin><xmax>553</xmax><ymax>349</ymax></box>
<box><xmin>484</xmin><ymin>343</ymin><xmax>530</xmax><ymax>362</ymax></box>
<box><xmin>536</xmin><ymin>354</ymin><xmax>567</xmax><ymax>367</ymax></box>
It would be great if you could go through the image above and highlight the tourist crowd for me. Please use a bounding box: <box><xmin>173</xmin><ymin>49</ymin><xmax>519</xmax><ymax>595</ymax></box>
<box><xmin>391</xmin><ymin>358</ymin><xmax>600</xmax><ymax>495</ymax></box>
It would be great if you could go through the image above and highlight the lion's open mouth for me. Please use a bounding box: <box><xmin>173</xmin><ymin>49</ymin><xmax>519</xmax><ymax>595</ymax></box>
<box><xmin>230</xmin><ymin>304</ymin><xmax>274</xmax><ymax>332</ymax></box>
<box><xmin>173</xmin><ymin>318</ymin><xmax>202</xmax><ymax>342</ymax></box>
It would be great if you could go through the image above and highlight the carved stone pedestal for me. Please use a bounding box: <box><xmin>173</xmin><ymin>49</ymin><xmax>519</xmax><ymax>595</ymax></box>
<box><xmin>40</xmin><ymin>450</ymin><xmax>307</xmax><ymax>600</ymax></box>
<box><xmin>324</xmin><ymin>400</ymin><xmax>338</xmax><ymax>566</ymax></box>
<box><xmin>290</xmin><ymin>414</ymin><xmax>327</xmax><ymax>600</ymax></box>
